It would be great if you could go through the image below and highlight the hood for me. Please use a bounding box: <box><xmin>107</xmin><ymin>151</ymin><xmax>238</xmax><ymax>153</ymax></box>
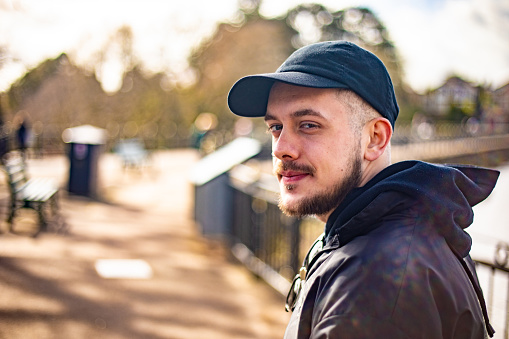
<box><xmin>325</xmin><ymin>161</ymin><xmax>500</xmax><ymax>257</ymax></box>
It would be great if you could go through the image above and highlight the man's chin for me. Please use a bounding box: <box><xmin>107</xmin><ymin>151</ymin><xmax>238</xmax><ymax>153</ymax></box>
<box><xmin>278</xmin><ymin>203</ymin><xmax>301</xmax><ymax>218</ymax></box>
<box><xmin>278</xmin><ymin>195</ymin><xmax>310</xmax><ymax>218</ymax></box>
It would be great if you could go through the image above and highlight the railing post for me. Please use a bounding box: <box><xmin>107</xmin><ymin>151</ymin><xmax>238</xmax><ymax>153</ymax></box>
<box><xmin>488</xmin><ymin>266</ymin><xmax>494</xmax><ymax>319</ymax></box>
<box><xmin>290</xmin><ymin>218</ymin><xmax>301</xmax><ymax>273</ymax></box>
<box><xmin>505</xmin><ymin>280</ymin><xmax>509</xmax><ymax>339</ymax></box>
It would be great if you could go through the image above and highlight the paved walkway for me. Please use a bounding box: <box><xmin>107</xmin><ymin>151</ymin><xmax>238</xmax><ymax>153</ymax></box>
<box><xmin>0</xmin><ymin>149</ymin><xmax>290</xmax><ymax>339</ymax></box>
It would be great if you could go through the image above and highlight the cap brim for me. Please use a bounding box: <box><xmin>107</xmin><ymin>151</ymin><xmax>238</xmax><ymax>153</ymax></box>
<box><xmin>227</xmin><ymin>72</ymin><xmax>345</xmax><ymax>117</ymax></box>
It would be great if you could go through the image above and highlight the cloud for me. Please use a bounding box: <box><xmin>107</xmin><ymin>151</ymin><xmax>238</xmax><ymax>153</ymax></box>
<box><xmin>383</xmin><ymin>0</ymin><xmax>509</xmax><ymax>92</ymax></box>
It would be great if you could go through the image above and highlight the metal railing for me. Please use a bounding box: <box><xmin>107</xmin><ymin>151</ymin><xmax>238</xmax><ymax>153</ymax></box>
<box><xmin>475</xmin><ymin>243</ymin><xmax>509</xmax><ymax>339</ymax></box>
<box><xmin>228</xmin><ymin>165</ymin><xmax>509</xmax><ymax>337</ymax></box>
<box><xmin>229</xmin><ymin>167</ymin><xmax>322</xmax><ymax>295</ymax></box>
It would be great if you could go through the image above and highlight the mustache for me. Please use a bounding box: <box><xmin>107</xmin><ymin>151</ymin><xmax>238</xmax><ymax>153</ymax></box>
<box><xmin>274</xmin><ymin>161</ymin><xmax>316</xmax><ymax>176</ymax></box>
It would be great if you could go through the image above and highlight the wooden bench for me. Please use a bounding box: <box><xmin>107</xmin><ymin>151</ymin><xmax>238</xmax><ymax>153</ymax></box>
<box><xmin>2</xmin><ymin>152</ymin><xmax>60</xmax><ymax>234</ymax></box>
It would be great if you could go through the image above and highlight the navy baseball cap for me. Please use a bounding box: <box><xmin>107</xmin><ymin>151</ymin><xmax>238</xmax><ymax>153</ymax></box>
<box><xmin>227</xmin><ymin>41</ymin><xmax>399</xmax><ymax>127</ymax></box>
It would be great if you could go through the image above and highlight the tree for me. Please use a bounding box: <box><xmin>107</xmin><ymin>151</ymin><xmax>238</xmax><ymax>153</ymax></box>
<box><xmin>188</xmin><ymin>10</ymin><xmax>295</xmax><ymax>132</ymax></box>
<box><xmin>284</xmin><ymin>4</ymin><xmax>415</xmax><ymax>123</ymax></box>
<box><xmin>89</xmin><ymin>25</ymin><xmax>137</xmax><ymax>93</ymax></box>
<box><xmin>188</xmin><ymin>2</ymin><xmax>417</xmax><ymax>142</ymax></box>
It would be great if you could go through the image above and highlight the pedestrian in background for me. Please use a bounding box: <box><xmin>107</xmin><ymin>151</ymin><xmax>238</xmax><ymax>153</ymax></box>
<box><xmin>15</xmin><ymin>112</ymin><xmax>31</xmax><ymax>160</ymax></box>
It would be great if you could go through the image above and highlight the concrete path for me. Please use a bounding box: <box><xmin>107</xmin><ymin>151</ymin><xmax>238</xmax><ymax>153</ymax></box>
<box><xmin>0</xmin><ymin>149</ymin><xmax>290</xmax><ymax>339</ymax></box>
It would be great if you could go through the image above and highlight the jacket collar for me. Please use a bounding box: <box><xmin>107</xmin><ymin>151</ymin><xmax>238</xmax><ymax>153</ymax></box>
<box><xmin>324</xmin><ymin>161</ymin><xmax>499</xmax><ymax>256</ymax></box>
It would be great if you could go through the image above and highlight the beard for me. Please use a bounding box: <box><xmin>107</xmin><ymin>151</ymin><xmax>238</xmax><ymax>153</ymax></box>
<box><xmin>277</xmin><ymin>151</ymin><xmax>363</xmax><ymax>219</ymax></box>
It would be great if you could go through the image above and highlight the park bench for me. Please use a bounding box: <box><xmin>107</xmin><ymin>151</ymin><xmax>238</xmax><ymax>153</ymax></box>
<box><xmin>1</xmin><ymin>151</ymin><xmax>60</xmax><ymax>234</ymax></box>
<box><xmin>114</xmin><ymin>138</ymin><xmax>149</xmax><ymax>169</ymax></box>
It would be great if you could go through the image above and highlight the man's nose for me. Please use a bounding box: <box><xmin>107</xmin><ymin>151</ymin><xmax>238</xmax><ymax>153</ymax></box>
<box><xmin>272</xmin><ymin>131</ymin><xmax>299</xmax><ymax>160</ymax></box>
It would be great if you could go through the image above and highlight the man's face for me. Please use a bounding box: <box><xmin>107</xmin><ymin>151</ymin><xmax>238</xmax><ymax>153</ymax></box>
<box><xmin>265</xmin><ymin>83</ymin><xmax>363</xmax><ymax>220</ymax></box>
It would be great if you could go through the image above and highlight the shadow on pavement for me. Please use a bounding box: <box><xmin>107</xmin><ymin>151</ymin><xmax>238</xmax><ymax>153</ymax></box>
<box><xmin>0</xmin><ymin>150</ymin><xmax>290</xmax><ymax>339</ymax></box>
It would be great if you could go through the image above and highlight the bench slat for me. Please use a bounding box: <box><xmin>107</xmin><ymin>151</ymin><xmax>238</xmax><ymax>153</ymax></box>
<box><xmin>21</xmin><ymin>178</ymin><xmax>58</xmax><ymax>202</ymax></box>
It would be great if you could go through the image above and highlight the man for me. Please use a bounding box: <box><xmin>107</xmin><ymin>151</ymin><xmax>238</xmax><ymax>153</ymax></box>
<box><xmin>228</xmin><ymin>41</ymin><xmax>498</xmax><ymax>338</ymax></box>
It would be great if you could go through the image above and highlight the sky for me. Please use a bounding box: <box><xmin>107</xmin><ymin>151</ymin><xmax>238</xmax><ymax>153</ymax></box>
<box><xmin>0</xmin><ymin>0</ymin><xmax>508</xmax><ymax>94</ymax></box>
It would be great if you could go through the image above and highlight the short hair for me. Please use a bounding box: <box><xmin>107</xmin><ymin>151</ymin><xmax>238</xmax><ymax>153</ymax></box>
<box><xmin>336</xmin><ymin>89</ymin><xmax>382</xmax><ymax>135</ymax></box>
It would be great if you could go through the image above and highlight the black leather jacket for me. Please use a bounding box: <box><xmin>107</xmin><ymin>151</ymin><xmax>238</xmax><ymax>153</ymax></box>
<box><xmin>285</xmin><ymin>161</ymin><xmax>499</xmax><ymax>339</ymax></box>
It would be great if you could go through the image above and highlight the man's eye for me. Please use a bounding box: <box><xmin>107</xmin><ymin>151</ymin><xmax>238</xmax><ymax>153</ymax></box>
<box><xmin>301</xmin><ymin>123</ymin><xmax>319</xmax><ymax>129</ymax></box>
<box><xmin>268</xmin><ymin>124</ymin><xmax>282</xmax><ymax>133</ymax></box>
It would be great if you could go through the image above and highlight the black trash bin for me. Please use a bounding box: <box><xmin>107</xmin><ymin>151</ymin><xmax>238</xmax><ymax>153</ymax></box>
<box><xmin>63</xmin><ymin>125</ymin><xmax>107</xmax><ymax>198</ymax></box>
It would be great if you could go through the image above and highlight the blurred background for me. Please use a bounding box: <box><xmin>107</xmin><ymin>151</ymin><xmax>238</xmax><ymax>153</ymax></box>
<box><xmin>0</xmin><ymin>0</ymin><xmax>508</xmax><ymax>338</ymax></box>
<box><xmin>0</xmin><ymin>0</ymin><xmax>508</xmax><ymax>154</ymax></box>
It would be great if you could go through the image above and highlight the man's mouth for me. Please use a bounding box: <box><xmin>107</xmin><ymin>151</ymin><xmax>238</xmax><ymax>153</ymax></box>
<box><xmin>278</xmin><ymin>170</ymin><xmax>309</xmax><ymax>185</ymax></box>
<box><xmin>275</xmin><ymin>162</ymin><xmax>315</xmax><ymax>186</ymax></box>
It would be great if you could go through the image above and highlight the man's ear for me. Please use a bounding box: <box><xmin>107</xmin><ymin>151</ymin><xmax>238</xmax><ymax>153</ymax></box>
<box><xmin>364</xmin><ymin>118</ymin><xmax>392</xmax><ymax>161</ymax></box>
